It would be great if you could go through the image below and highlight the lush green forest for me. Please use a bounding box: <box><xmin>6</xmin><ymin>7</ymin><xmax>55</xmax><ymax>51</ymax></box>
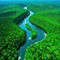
<box><xmin>25</xmin><ymin>4</ymin><xmax>60</xmax><ymax>60</ymax></box>
<box><xmin>0</xmin><ymin>4</ymin><xmax>29</xmax><ymax>60</ymax></box>
<box><xmin>0</xmin><ymin>2</ymin><xmax>60</xmax><ymax>60</ymax></box>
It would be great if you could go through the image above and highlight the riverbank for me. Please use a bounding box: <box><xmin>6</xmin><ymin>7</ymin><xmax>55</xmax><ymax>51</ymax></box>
<box><xmin>25</xmin><ymin>23</ymin><xmax>37</xmax><ymax>40</ymax></box>
<box><xmin>25</xmin><ymin>4</ymin><xmax>60</xmax><ymax>60</ymax></box>
<box><xmin>0</xmin><ymin>4</ymin><xmax>29</xmax><ymax>60</ymax></box>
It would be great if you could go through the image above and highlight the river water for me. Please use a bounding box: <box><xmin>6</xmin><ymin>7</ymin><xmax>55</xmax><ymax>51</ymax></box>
<box><xmin>18</xmin><ymin>7</ymin><xmax>46</xmax><ymax>60</ymax></box>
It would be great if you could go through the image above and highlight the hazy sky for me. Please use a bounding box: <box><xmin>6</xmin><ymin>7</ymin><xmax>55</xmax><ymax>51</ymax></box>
<box><xmin>0</xmin><ymin>0</ymin><xmax>60</xmax><ymax>3</ymax></box>
<box><xmin>1</xmin><ymin>0</ymin><xmax>60</xmax><ymax>1</ymax></box>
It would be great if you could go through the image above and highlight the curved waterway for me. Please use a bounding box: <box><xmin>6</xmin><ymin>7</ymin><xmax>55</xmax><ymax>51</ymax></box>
<box><xmin>18</xmin><ymin>7</ymin><xmax>46</xmax><ymax>60</ymax></box>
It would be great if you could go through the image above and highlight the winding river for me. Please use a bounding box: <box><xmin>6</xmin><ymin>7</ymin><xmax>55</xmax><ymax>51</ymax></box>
<box><xmin>18</xmin><ymin>7</ymin><xmax>46</xmax><ymax>60</ymax></box>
